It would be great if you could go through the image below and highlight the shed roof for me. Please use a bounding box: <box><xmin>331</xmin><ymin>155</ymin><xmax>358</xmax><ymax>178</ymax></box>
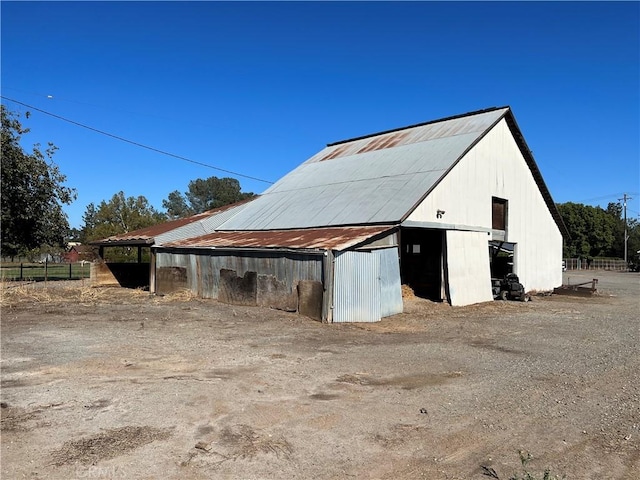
<box><xmin>160</xmin><ymin>225</ymin><xmax>395</xmax><ymax>252</ymax></box>
<box><xmin>90</xmin><ymin>199</ymin><xmax>252</xmax><ymax>247</ymax></box>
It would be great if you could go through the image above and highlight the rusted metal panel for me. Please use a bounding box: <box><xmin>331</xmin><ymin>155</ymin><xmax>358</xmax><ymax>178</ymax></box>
<box><xmin>163</xmin><ymin>226</ymin><xmax>394</xmax><ymax>251</ymax></box>
<box><xmin>310</xmin><ymin>107</ymin><xmax>508</xmax><ymax>163</ymax></box>
<box><xmin>333</xmin><ymin>251</ymin><xmax>381</xmax><ymax>323</ymax></box>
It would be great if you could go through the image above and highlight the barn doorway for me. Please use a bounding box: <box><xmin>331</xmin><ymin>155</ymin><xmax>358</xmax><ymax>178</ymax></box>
<box><xmin>489</xmin><ymin>241</ymin><xmax>516</xmax><ymax>279</ymax></box>
<box><xmin>400</xmin><ymin>228</ymin><xmax>444</xmax><ymax>301</ymax></box>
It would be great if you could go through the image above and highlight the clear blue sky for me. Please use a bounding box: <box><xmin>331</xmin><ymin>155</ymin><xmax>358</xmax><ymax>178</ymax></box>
<box><xmin>2</xmin><ymin>1</ymin><xmax>639</xmax><ymax>229</ymax></box>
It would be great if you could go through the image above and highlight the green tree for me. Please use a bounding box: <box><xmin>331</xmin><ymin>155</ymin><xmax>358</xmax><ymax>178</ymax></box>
<box><xmin>81</xmin><ymin>191</ymin><xmax>166</xmax><ymax>242</ymax></box>
<box><xmin>627</xmin><ymin>218</ymin><xmax>640</xmax><ymax>266</ymax></box>
<box><xmin>162</xmin><ymin>176</ymin><xmax>255</xmax><ymax>219</ymax></box>
<box><xmin>605</xmin><ymin>202</ymin><xmax>626</xmax><ymax>258</ymax></box>
<box><xmin>162</xmin><ymin>190</ymin><xmax>193</xmax><ymax>219</ymax></box>
<box><xmin>1</xmin><ymin>106</ymin><xmax>77</xmax><ymax>259</ymax></box>
<box><xmin>558</xmin><ymin>202</ymin><xmax>619</xmax><ymax>258</ymax></box>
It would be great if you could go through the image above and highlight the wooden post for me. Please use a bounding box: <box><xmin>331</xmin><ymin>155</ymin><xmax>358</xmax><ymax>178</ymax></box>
<box><xmin>44</xmin><ymin>258</ymin><xmax>48</xmax><ymax>283</ymax></box>
<box><xmin>20</xmin><ymin>263</ymin><xmax>23</xmax><ymax>281</ymax></box>
<box><xmin>149</xmin><ymin>250</ymin><xmax>156</xmax><ymax>294</ymax></box>
<box><xmin>69</xmin><ymin>262</ymin><xmax>73</xmax><ymax>279</ymax></box>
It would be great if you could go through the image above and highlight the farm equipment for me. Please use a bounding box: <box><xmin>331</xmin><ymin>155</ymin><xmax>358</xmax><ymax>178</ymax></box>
<box><xmin>492</xmin><ymin>273</ymin><xmax>530</xmax><ymax>302</ymax></box>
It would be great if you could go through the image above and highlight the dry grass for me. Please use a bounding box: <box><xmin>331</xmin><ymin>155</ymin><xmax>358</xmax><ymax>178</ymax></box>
<box><xmin>401</xmin><ymin>284</ymin><xmax>417</xmax><ymax>299</ymax></box>
<box><xmin>219</xmin><ymin>424</ymin><xmax>293</xmax><ymax>459</ymax></box>
<box><xmin>49</xmin><ymin>426</ymin><xmax>172</xmax><ymax>466</ymax></box>
<box><xmin>0</xmin><ymin>282</ymin><xmax>206</xmax><ymax>310</ymax></box>
<box><xmin>0</xmin><ymin>283</ymin><xmax>149</xmax><ymax>308</ymax></box>
<box><xmin>154</xmin><ymin>288</ymin><xmax>199</xmax><ymax>303</ymax></box>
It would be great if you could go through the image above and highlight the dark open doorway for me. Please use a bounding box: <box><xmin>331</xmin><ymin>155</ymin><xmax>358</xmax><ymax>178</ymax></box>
<box><xmin>400</xmin><ymin>228</ymin><xmax>443</xmax><ymax>301</ymax></box>
<box><xmin>489</xmin><ymin>241</ymin><xmax>516</xmax><ymax>279</ymax></box>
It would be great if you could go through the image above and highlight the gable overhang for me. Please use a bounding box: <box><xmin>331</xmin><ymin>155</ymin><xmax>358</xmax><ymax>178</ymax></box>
<box><xmin>502</xmin><ymin>111</ymin><xmax>570</xmax><ymax>239</ymax></box>
<box><xmin>400</xmin><ymin>106</ymin><xmax>570</xmax><ymax>239</ymax></box>
<box><xmin>400</xmin><ymin>107</ymin><xmax>509</xmax><ymax>224</ymax></box>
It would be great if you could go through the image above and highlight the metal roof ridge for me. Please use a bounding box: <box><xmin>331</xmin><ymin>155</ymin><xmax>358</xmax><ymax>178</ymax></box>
<box><xmin>327</xmin><ymin>106</ymin><xmax>510</xmax><ymax>147</ymax></box>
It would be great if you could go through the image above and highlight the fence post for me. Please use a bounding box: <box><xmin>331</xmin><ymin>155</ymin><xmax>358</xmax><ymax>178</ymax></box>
<box><xmin>45</xmin><ymin>258</ymin><xmax>48</xmax><ymax>283</ymax></box>
<box><xmin>20</xmin><ymin>263</ymin><xmax>23</xmax><ymax>281</ymax></box>
<box><xmin>69</xmin><ymin>262</ymin><xmax>72</xmax><ymax>280</ymax></box>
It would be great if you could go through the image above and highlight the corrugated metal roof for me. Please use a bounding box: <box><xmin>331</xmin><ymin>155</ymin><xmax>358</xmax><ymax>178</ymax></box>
<box><xmin>154</xmin><ymin>200</ymin><xmax>252</xmax><ymax>245</ymax></box>
<box><xmin>217</xmin><ymin>108</ymin><xmax>509</xmax><ymax>231</ymax></box>
<box><xmin>90</xmin><ymin>199</ymin><xmax>253</xmax><ymax>246</ymax></box>
<box><xmin>160</xmin><ymin>225</ymin><xmax>395</xmax><ymax>251</ymax></box>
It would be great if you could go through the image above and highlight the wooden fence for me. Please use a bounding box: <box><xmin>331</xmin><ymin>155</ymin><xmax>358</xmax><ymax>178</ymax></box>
<box><xmin>0</xmin><ymin>261</ymin><xmax>91</xmax><ymax>282</ymax></box>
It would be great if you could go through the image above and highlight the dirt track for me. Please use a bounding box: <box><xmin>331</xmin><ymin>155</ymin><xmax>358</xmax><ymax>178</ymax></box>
<box><xmin>1</xmin><ymin>271</ymin><xmax>639</xmax><ymax>479</ymax></box>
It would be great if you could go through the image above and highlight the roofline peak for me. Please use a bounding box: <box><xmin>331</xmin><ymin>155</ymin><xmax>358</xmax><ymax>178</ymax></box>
<box><xmin>327</xmin><ymin>106</ymin><xmax>511</xmax><ymax>147</ymax></box>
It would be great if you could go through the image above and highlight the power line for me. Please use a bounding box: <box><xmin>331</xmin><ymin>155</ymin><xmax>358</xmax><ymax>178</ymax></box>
<box><xmin>1</xmin><ymin>96</ymin><xmax>275</xmax><ymax>185</ymax></box>
<box><xmin>574</xmin><ymin>193</ymin><xmax>630</xmax><ymax>203</ymax></box>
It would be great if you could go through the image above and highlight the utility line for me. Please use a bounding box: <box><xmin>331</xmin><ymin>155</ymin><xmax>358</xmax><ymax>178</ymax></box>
<box><xmin>1</xmin><ymin>96</ymin><xmax>275</xmax><ymax>185</ymax></box>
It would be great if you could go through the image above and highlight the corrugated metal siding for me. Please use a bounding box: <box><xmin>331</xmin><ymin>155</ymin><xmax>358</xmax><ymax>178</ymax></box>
<box><xmin>333</xmin><ymin>251</ymin><xmax>381</xmax><ymax>323</ymax></box>
<box><xmin>156</xmin><ymin>250</ymin><xmax>323</xmax><ymax>299</ymax></box>
<box><xmin>216</xmin><ymin>109</ymin><xmax>508</xmax><ymax>231</ymax></box>
<box><xmin>376</xmin><ymin>248</ymin><xmax>403</xmax><ymax>318</ymax></box>
<box><xmin>445</xmin><ymin>231</ymin><xmax>494</xmax><ymax>306</ymax></box>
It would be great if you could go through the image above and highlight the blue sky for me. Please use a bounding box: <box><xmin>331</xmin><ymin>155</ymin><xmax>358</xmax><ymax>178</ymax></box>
<box><xmin>2</xmin><ymin>1</ymin><xmax>638</xmax><ymax>229</ymax></box>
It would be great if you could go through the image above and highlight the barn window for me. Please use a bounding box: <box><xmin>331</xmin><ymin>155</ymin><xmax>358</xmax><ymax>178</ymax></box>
<box><xmin>492</xmin><ymin>197</ymin><xmax>508</xmax><ymax>231</ymax></box>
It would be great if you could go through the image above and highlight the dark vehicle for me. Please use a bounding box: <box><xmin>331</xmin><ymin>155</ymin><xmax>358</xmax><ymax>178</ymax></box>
<box><xmin>492</xmin><ymin>273</ymin><xmax>530</xmax><ymax>302</ymax></box>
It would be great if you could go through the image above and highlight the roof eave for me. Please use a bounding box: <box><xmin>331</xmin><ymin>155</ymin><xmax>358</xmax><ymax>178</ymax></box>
<box><xmin>89</xmin><ymin>239</ymin><xmax>155</xmax><ymax>247</ymax></box>
<box><xmin>502</xmin><ymin>111</ymin><xmax>570</xmax><ymax>240</ymax></box>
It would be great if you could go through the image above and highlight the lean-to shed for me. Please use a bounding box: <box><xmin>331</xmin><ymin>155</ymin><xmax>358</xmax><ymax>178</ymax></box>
<box><xmin>90</xmin><ymin>200</ymin><xmax>253</xmax><ymax>289</ymax></box>
<box><xmin>152</xmin><ymin>106</ymin><xmax>567</xmax><ymax>322</ymax></box>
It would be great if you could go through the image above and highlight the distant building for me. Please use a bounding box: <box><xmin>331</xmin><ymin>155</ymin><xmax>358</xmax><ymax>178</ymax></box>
<box><xmin>63</xmin><ymin>245</ymin><xmax>97</xmax><ymax>263</ymax></box>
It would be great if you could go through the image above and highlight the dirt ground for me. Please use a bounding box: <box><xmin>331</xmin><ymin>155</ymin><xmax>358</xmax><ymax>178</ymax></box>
<box><xmin>1</xmin><ymin>270</ymin><xmax>638</xmax><ymax>479</ymax></box>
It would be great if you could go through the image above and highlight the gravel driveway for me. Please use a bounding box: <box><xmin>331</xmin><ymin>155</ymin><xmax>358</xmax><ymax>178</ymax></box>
<box><xmin>1</xmin><ymin>270</ymin><xmax>638</xmax><ymax>479</ymax></box>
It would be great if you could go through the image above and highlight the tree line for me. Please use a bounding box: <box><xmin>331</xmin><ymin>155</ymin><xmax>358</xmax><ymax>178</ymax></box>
<box><xmin>2</xmin><ymin>106</ymin><xmax>638</xmax><ymax>265</ymax></box>
<box><xmin>1</xmin><ymin>107</ymin><xmax>255</xmax><ymax>260</ymax></box>
<box><xmin>557</xmin><ymin>202</ymin><xmax>639</xmax><ymax>261</ymax></box>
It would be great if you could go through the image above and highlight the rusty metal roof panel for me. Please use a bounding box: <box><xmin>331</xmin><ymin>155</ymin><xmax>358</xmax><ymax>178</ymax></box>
<box><xmin>91</xmin><ymin>199</ymin><xmax>253</xmax><ymax>246</ymax></box>
<box><xmin>161</xmin><ymin>225</ymin><xmax>395</xmax><ymax>252</ymax></box>
<box><xmin>215</xmin><ymin>108</ymin><xmax>508</xmax><ymax>231</ymax></box>
<box><xmin>306</xmin><ymin>107</ymin><xmax>509</xmax><ymax>164</ymax></box>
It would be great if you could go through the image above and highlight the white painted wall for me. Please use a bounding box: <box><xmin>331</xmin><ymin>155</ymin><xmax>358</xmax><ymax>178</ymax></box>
<box><xmin>407</xmin><ymin>118</ymin><xmax>563</xmax><ymax>293</ymax></box>
<box><xmin>446</xmin><ymin>230</ymin><xmax>494</xmax><ymax>306</ymax></box>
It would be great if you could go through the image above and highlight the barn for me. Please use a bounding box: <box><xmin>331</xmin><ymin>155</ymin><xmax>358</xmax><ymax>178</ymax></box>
<box><xmin>148</xmin><ymin>106</ymin><xmax>567</xmax><ymax>322</ymax></box>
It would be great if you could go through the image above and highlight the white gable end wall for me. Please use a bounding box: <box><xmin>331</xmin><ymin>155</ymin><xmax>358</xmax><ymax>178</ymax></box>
<box><xmin>407</xmin><ymin>118</ymin><xmax>562</xmax><ymax>293</ymax></box>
